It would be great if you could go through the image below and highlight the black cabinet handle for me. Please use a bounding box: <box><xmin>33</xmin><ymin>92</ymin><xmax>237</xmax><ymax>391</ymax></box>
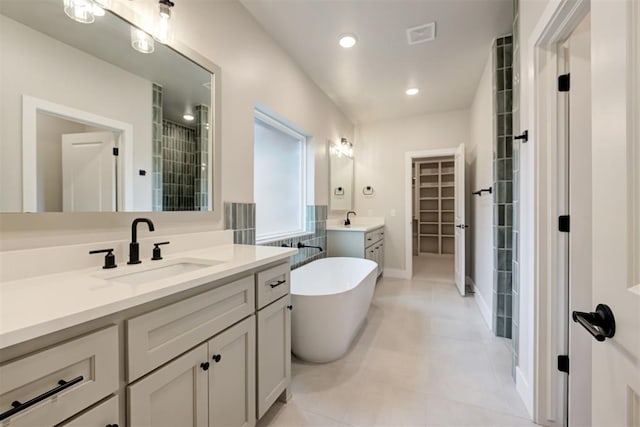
<box><xmin>106</xmin><ymin>424</ymin><xmax>119</xmax><ymax>427</ymax></box>
<box><xmin>269</xmin><ymin>279</ymin><xmax>286</xmax><ymax>288</ymax></box>
<box><xmin>287</xmin><ymin>305</ymin><xmax>293</xmax><ymax>310</ymax></box>
<box><xmin>200</xmin><ymin>362</ymin><xmax>210</xmax><ymax>371</ymax></box>
<box><xmin>0</xmin><ymin>376</ymin><xmax>83</xmax><ymax>421</ymax></box>
<box><xmin>572</xmin><ymin>304</ymin><xmax>616</xmax><ymax>342</ymax></box>
<box><xmin>212</xmin><ymin>354</ymin><xmax>222</xmax><ymax>363</ymax></box>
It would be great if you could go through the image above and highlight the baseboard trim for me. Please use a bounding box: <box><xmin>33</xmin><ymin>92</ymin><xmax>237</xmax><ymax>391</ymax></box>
<box><xmin>473</xmin><ymin>285</ymin><xmax>493</xmax><ymax>331</ymax></box>
<box><xmin>383</xmin><ymin>268</ymin><xmax>410</xmax><ymax>279</ymax></box>
<box><xmin>516</xmin><ymin>366</ymin><xmax>534</xmax><ymax>419</ymax></box>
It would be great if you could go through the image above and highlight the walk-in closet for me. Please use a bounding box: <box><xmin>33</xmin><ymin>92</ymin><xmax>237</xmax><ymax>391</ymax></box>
<box><xmin>412</xmin><ymin>156</ymin><xmax>456</xmax><ymax>255</ymax></box>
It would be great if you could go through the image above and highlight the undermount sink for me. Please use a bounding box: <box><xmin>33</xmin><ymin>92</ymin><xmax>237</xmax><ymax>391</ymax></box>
<box><xmin>105</xmin><ymin>258</ymin><xmax>223</xmax><ymax>284</ymax></box>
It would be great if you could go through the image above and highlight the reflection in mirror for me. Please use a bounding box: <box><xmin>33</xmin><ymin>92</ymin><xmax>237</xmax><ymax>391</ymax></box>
<box><xmin>329</xmin><ymin>142</ymin><xmax>354</xmax><ymax>211</ymax></box>
<box><xmin>0</xmin><ymin>0</ymin><xmax>215</xmax><ymax>213</ymax></box>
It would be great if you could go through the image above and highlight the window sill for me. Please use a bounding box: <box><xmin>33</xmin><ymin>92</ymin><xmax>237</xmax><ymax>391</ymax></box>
<box><xmin>256</xmin><ymin>231</ymin><xmax>314</xmax><ymax>246</ymax></box>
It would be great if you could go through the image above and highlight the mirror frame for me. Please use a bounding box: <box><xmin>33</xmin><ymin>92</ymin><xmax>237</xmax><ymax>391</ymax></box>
<box><xmin>8</xmin><ymin>0</ymin><xmax>222</xmax><ymax>222</ymax></box>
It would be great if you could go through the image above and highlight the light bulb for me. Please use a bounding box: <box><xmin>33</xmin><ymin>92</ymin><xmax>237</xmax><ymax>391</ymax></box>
<box><xmin>131</xmin><ymin>28</ymin><xmax>155</xmax><ymax>54</ymax></box>
<box><xmin>63</xmin><ymin>0</ymin><xmax>95</xmax><ymax>24</ymax></box>
<box><xmin>154</xmin><ymin>0</ymin><xmax>175</xmax><ymax>44</ymax></box>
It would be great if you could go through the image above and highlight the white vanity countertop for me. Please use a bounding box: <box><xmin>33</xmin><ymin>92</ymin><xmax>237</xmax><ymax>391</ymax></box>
<box><xmin>326</xmin><ymin>217</ymin><xmax>385</xmax><ymax>232</ymax></box>
<box><xmin>0</xmin><ymin>244</ymin><xmax>296</xmax><ymax>350</ymax></box>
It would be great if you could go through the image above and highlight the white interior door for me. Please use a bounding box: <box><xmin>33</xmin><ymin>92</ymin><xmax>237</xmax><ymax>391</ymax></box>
<box><xmin>566</xmin><ymin>15</ymin><xmax>593</xmax><ymax>427</ymax></box>
<box><xmin>454</xmin><ymin>143</ymin><xmax>466</xmax><ymax>296</ymax></box>
<box><xmin>586</xmin><ymin>2</ymin><xmax>640</xmax><ymax>425</ymax></box>
<box><xmin>61</xmin><ymin>131</ymin><xmax>116</xmax><ymax>212</ymax></box>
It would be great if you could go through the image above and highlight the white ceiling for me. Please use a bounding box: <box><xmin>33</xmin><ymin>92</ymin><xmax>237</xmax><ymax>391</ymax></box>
<box><xmin>240</xmin><ymin>0</ymin><xmax>513</xmax><ymax>124</ymax></box>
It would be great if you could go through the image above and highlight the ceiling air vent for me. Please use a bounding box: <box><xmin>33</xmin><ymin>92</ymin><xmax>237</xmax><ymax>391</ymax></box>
<box><xmin>406</xmin><ymin>22</ymin><xmax>436</xmax><ymax>45</ymax></box>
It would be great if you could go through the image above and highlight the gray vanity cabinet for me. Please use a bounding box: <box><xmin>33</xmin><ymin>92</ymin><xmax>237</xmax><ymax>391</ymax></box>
<box><xmin>327</xmin><ymin>226</ymin><xmax>385</xmax><ymax>277</ymax></box>
<box><xmin>208</xmin><ymin>316</ymin><xmax>256</xmax><ymax>427</ymax></box>
<box><xmin>128</xmin><ymin>315</ymin><xmax>256</xmax><ymax>427</ymax></box>
<box><xmin>256</xmin><ymin>295</ymin><xmax>291</xmax><ymax>419</ymax></box>
<box><xmin>128</xmin><ymin>344</ymin><xmax>209</xmax><ymax>427</ymax></box>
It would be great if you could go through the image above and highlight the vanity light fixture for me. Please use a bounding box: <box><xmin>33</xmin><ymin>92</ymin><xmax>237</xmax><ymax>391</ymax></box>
<box><xmin>339</xmin><ymin>34</ymin><xmax>357</xmax><ymax>49</ymax></box>
<box><xmin>154</xmin><ymin>0</ymin><xmax>175</xmax><ymax>44</ymax></box>
<box><xmin>131</xmin><ymin>28</ymin><xmax>155</xmax><ymax>54</ymax></box>
<box><xmin>331</xmin><ymin>137</ymin><xmax>353</xmax><ymax>158</ymax></box>
<box><xmin>405</xmin><ymin>87</ymin><xmax>420</xmax><ymax>96</ymax></box>
<box><xmin>183</xmin><ymin>113</ymin><xmax>195</xmax><ymax>121</ymax></box>
<box><xmin>63</xmin><ymin>0</ymin><xmax>96</xmax><ymax>24</ymax></box>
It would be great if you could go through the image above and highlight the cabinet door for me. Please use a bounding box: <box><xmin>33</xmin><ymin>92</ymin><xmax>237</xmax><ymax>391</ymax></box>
<box><xmin>377</xmin><ymin>242</ymin><xmax>384</xmax><ymax>276</ymax></box>
<box><xmin>208</xmin><ymin>316</ymin><xmax>256</xmax><ymax>427</ymax></box>
<box><xmin>128</xmin><ymin>344</ymin><xmax>208</xmax><ymax>427</ymax></box>
<box><xmin>365</xmin><ymin>245</ymin><xmax>376</xmax><ymax>263</ymax></box>
<box><xmin>256</xmin><ymin>296</ymin><xmax>291</xmax><ymax>419</ymax></box>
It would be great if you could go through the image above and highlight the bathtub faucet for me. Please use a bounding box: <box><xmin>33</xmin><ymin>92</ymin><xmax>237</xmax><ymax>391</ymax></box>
<box><xmin>297</xmin><ymin>242</ymin><xmax>323</xmax><ymax>252</ymax></box>
<box><xmin>344</xmin><ymin>211</ymin><xmax>357</xmax><ymax>226</ymax></box>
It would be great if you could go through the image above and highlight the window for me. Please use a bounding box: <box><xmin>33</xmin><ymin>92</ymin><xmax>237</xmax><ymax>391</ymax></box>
<box><xmin>254</xmin><ymin>110</ymin><xmax>307</xmax><ymax>242</ymax></box>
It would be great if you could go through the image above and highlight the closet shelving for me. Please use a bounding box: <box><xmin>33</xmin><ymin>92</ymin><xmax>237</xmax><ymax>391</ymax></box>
<box><xmin>414</xmin><ymin>158</ymin><xmax>455</xmax><ymax>254</ymax></box>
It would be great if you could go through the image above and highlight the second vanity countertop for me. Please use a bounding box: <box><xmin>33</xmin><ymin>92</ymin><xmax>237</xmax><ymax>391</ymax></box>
<box><xmin>326</xmin><ymin>219</ymin><xmax>385</xmax><ymax>232</ymax></box>
<box><xmin>0</xmin><ymin>244</ymin><xmax>296</xmax><ymax>350</ymax></box>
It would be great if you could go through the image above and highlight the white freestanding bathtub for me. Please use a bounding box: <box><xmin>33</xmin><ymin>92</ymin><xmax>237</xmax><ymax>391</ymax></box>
<box><xmin>290</xmin><ymin>257</ymin><xmax>378</xmax><ymax>363</ymax></box>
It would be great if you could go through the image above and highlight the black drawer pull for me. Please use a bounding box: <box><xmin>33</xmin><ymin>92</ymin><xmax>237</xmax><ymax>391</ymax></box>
<box><xmin>287</xmin><ymin>305</ymin><xmax>293</xmax><ymax>310</ymax></box>
<box><xmin>212</xmin><ymin>354</ymin><xmax>222</xmax><ymax>363</ymax></box>
<box><xmin>200</xmin><ymin>362</ymin><xmax>210</xmax><ymax>371</ymax></box>
<box><xmin>269</xmin><ymin>279</ymin><xmax>286</xmax><ymax>288</ymax></box>
<box><xmin>106</xmin><ymin>424</ymin><xmax>119</xmax><ymax>427</ymax></box>
<box><xmin>0</xmin><ymin>375</ymin><xmax>83</xmax><ymax>421</ymax></box>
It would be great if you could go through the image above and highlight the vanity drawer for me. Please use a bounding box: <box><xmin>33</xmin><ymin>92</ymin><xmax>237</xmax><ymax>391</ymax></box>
<box><xmin>59</xmin><ymin>395</ymin><xmax>119</xmax><ymax>427</ymax></box>
<box><xmin>365</xmin><ymin>228</ymin><xmax>384</xmax><ymax>247</ymax></box>
<box><xmin>256</xmin><ymin>262</ymin><xmax>290</xmax><ymax>309</ymax></box>
<box><xmin>0</xmin><ymin>326</ymin><xmax>118</xmax><ymax>427</ymax></box>
<box><xmin>127</xmin><ymin>276</ymin><xmax>254</xmax><ymax>382</ymax></box>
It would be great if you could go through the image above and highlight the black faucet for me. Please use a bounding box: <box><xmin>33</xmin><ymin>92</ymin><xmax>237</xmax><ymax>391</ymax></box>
<box><xmin>297</xmin><ymin>242</ymin><xmax>323</xmax><ymax>252</ymax></box>
<box><xmin>128</xmin><ymin>218</ymin><xmax>155</xmax><ymax>264</ymax></box>
<box><xmin>344</xmin><ymin>211</ymin><xmax>357</xmax><ymax>226</ymax></box>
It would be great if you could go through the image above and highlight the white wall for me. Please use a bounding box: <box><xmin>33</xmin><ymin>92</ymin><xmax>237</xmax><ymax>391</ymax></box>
<box><xmin>353</xmin><ymin>109</ymin><xmax>470</xmax><ymax>272</ymax></box>
<box><xmin>468</xmin><ymin>51</ymin><xmax>495</xmax><ymax>329</ymax></box>
<box><xmin>0</xmin><ymin>0</ymin><xmax>353</xmax><ymax>249</ymax></box>
<box><xmin>172</xmin><ymin>1</ymin><xmax>354</xmax><ymax>207</ymax></box>
<box><xmin>0</xmin><ymin>16</ymin><xmax>153</xmax><ymax>212</ymax></box>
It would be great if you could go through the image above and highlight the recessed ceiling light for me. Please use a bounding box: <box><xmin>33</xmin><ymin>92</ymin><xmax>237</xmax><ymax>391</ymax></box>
<box><xmin>339</xmin><ymin>34</ymin><xmax>357</xmax><ymax>48</ymax></box>
<box><xmin>183</xmin><ymin>113</ymin><xmax>195</xmax><ymax>121</ymax></box>
<box><xmin>406</xmin><ymin>88</ymin><xmax>420</xmax><ymax>96</ymax></box>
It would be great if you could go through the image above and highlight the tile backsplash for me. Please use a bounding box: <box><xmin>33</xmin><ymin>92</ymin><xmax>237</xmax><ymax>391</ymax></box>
<box><xmin>224</xmin><ymin>202</ymin><xmax>327</xmax><ymax>269</ymax></box>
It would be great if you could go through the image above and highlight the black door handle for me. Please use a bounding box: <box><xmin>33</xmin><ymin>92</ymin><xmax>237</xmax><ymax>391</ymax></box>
<box><xmin>572</xmin><ymin>304</ymin><xmax>616</xmax><ymax>342</ymax></box>
<box><xmin>455</xmin><ymin>224</ymin><xmax>469</xmax><ymax>229</ymax></box>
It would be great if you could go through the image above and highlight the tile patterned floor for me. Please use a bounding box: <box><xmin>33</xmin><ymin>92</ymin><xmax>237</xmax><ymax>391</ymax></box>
<box><xmin>258</xmin><ymin>256</ymin><xmax>535</xmax><ymax>427</ymax></box>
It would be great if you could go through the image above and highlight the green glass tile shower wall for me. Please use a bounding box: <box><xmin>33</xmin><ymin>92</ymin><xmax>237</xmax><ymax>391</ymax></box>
<box><xmin>152</xmin><ymin>84</ymin><xmax>163</xmax><ymax>211</ymax></box>
<box><xmin>162</xmin><ymin>120</ymin><xmax>196</xmax><ymax>211</ymax></box>
<box><xmin>224</xmin><ymin>202</ymin><xmax>327</xmax><ymax>269</ymax></box>
<box><xmin>493</xmin><ymin>35</ymin><xmax>514</xmax><ymax>339</ymax></box>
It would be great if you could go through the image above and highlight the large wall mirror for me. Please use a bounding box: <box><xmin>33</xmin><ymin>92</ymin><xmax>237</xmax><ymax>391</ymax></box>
<box><xmin>0</xmin><ymin>0</ymin><xmax>219</xmax><ymax>213</ymax></box>
<box><xmin>329</xmin><ymin>141</ymin><xmax>354</xmax><ymax>211</ymax></box>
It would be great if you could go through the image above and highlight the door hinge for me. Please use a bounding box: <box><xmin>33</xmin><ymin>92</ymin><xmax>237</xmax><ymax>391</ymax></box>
<box><xmin>558</xmin><ymin>355</ymin><xmax>569</xmax><ymax>374</ymax></box>
<box><xmin>558</xmin><ymin>73</ymin><xmax>571</xmax><ymax>92</ymax></box>
<box><xmin>559</xmin><ymin>215</ymin><xmax>570</xmax><ymax>232</ymax></box>
<box><xmin>112</xmin><ymin>147</ymin><xmax>119</xmax><ymax>156</ymax></box>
